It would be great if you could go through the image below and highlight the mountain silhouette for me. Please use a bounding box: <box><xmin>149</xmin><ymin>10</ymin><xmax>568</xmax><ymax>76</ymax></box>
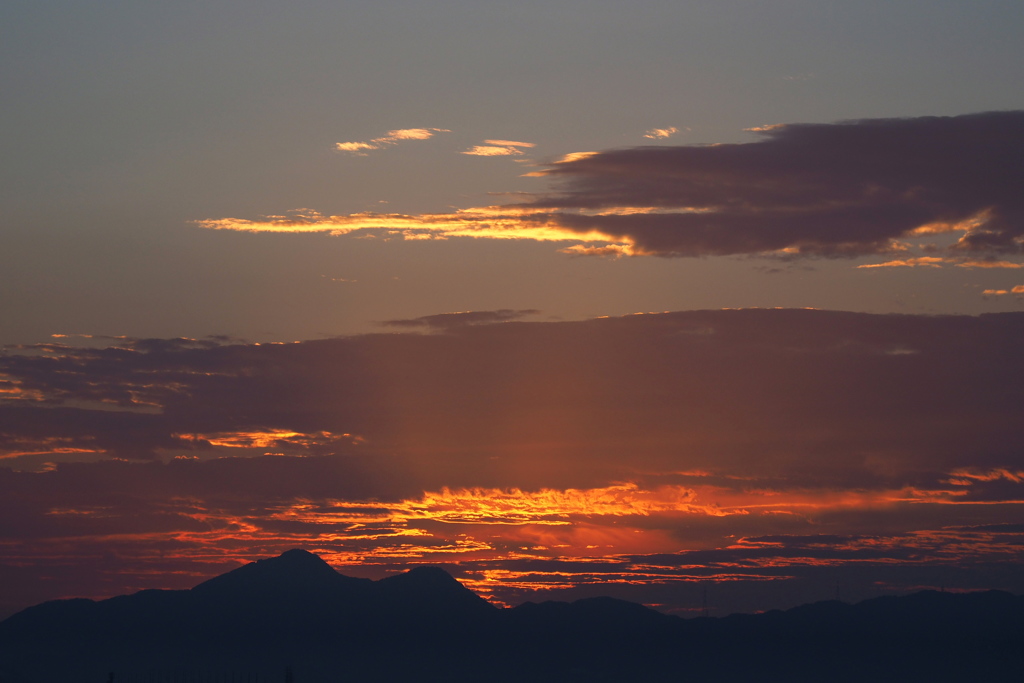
<box><xmin>2</xmin><ymin>550</ymin><xmax>1023</xmax><ymax>682</ymax></box>
<box><xmin>191</xmin><ymin>548</ymin><xmax>359</xmax><ymax>598</ymax></box>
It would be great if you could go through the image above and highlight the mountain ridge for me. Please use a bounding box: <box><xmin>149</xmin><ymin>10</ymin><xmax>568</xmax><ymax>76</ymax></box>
<box><xmin>3</xmin><ymin>550</ymin><xmax>1023</xmax><ymax>682</ymax></box>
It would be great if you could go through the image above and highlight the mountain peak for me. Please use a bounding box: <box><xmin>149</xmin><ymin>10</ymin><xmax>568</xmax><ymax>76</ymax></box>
<box><xmin>376</xmin><ymin>565</ymin><xmax>498</xmax><ymax>617</ymax></box>
<box><xmin>381</xmin><ymin>565</ymin><xmax>463</xmax><ymax>587</ymax></box>
<box><xmin>191</xmin><ymin>548</ymin><xmax>341</xmax><ymax>596</ymax></box>
<box><xmin>275</xmin><ymin>548</ymin><xmax>331</xmax><ymax>567</ymax></box>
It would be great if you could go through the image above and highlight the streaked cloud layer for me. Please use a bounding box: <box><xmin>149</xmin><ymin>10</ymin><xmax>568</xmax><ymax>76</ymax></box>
<box><xmin>3</xmin><ymin>309</ymin><xmax>1023</xmax><ymax>616</ymax></box>
<box><xmin>202</xmin><ymin>112</ymin><xmax>1024</xmax><ymax>267</ymax></box>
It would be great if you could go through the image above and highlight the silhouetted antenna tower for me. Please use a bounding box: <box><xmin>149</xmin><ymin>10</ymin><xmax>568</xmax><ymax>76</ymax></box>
<box><xmin>701</xmin><ymin>586</ymin><xmax>709</xmax><ymax>618</ymax></box>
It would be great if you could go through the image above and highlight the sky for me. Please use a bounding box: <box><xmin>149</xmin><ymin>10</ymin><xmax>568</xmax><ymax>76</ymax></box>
<box><xmin>2</xmin><ymin>0</ymin><xmax>1024</xmax><ymax>619</ymax></box>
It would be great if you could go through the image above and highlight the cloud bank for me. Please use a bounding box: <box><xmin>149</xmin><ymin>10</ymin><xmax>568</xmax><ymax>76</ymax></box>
<box><xmin>535</xmin><ymin>111</ymin><xmax>1024</xmax><ymax>258</ymax></box>
<box><xmin>2</xmin><ymin>310</ymin><xmax>1023</xmax><ymax>616</ymax></box>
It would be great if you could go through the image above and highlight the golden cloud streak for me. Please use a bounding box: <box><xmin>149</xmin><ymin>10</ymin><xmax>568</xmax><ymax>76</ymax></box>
<box><xmin>948</xmin><ymin>468</ymin><xmax>1024</xmax><ymax>484</ymax></box>
<box><xmin>981</xmin><ymin>285</ymin><xmax>1024</xmax><ymax>296</ymax></box>
<box><xmin>857</xmin><ymin>256</ymin><xmax>947</xmax><ymax>269</ymax></box>
<box><xmin>175</xmin><ymin>429</ymin><xmax>359</xmax><ymax>449</ymax></box>
<box><xmin>955</xmin><ymin>260</ymin><xmax>1024</xmax><ymax>269</ymax></box>
<box><xmin>462</xmin><ymin>145</ymin><xmax>525</xmax><ymax>156</ymax></box>
<box><xmin>194</xmin><ymin>208</ymin><xmax>629</xmax><ymax>250</ymax></box>
<box><xmin>398</xmin><ymin>483</ymin><xmax>708</xmax><ymax>524</ymax></box>
<box><xmin>261</xmin><ymin>483</ymin><xmax>726</xmax><ymax>532</ymax></box>
<box><xmin>643</xmin><ymin>127</ymin><xmax>679</xmax><ymax>139</ymax></box>
<box><xmin>0</xmin><ymin>447</ymin><xmax>100</xmax><ymax>461</ymax></box>
<box><xmin>553</xmin><ymin>151</ymin><xmax>599</xmax><ymax>164</ymax></box>
<box><xmin>194</xmin><ymin>203</ymin><xmax>1024</xmax><ymax>266</ymax></box>
<box><xmin>909</xmin><ymin>210</ymin><xmax>994</xmax><ymax>236</ymax></box>
<box><xmin>334</xmin><ymin>128</ymin><xmax>450</xmax><ymax>155</ymax></box>
<box><xmin>483</xmin><ymin>139</ymin><xmax>535</xmax><ymax>148</ymax></box>
<box><xmin>462</xmin><ymin>139</ymin><xmax>536</xmax><ymax>157</ymax></box>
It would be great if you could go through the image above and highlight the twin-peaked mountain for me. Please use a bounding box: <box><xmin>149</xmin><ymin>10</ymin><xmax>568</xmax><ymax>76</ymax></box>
<box><xmin>2</xmin><ymin>550</ymin><xmax>1024</xmax><ymax>682</ymax></box>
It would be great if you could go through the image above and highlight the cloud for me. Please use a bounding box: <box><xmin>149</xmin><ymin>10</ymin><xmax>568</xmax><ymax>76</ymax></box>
<box><xmin>982</xmin><ymin>285</ymin><xmax>1024</xmax><ymax>296</ymax></box>
<box><xmin>857</xmin><ymin>257</ymin><xmax>947</xmax><ymax>269</ymax></box>
<box><xmin>380</xmin><ymin>309</ymin><xmax>540</xmax><ymax>329</ymax></box>
<box><xmin>462</xmin><ymin>139</ymin><xmax>536</xmax><ymax>157</ymax></box>
<box><xmin>334</xmin><ymin>128</ymin><xmax>450</xmax><ymax>155</ymax></box>
<box><xmin>532</xmin><ymin>111</ymin><xmax>1024</xmax><ymax>258</ymax></box>
<box><xmin>194</xmin><ymin>207</ymin><xmax>609</xmax><ymax>243</ymax></box>
<box><xmin>3</xmin><ymin>310</ymin><xmax>1024</xmax><ymax>616</ymax></box>
<box><xmin>643</xmin><ymin>127</ymin><xmax>679</xmax><ymax>139</ymax></box>
<box><xmin>956</xmin><ymin>259</ymin><xmax>1024</xmax><ymax>269</ymax></box>
<box><xmin>204</xmin><ymin>112</ymin><xmax>1024</xmax><ymax>262</ymax></box>
<box><xmin>4</xmin><ymin>309</ymin><xmax>1023</xmax><ymax>480</ymax></box>
<box><xmin>857</xmin><ymin>255</ymin><xmax>1024</xmax><ymax>269</ymax></box>
<box><xmin>484</xmin><ymin>139</ymin><xmax>536</xmax><ymax>148</ymax></box>
<box><xmin>462</xmin><ymin>145</ymin><xmax>525</xmax><ymax>157</ymax></box>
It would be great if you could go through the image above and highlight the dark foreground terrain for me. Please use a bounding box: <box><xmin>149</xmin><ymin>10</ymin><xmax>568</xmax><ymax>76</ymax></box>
<box><xmin>2</xmin><ymin>550</ymin><xmax>1023</xmax><ymax>682</ymax></box>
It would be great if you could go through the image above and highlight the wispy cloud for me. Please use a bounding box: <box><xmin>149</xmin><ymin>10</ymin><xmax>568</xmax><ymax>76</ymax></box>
<box><xmin>381</xmin><ymin>309</ymin><xmax>540</xmax><ymax>329</ymax></box>
<box><xmin>462</xmin><ymin>139</ymin><xmax>536</xmax><ymax>157</ymax></box>
<box><xmin>956</xmin><ymin>259</ymin><xmax>1024</xmax><ymax>269</ymax></box>
<box><xmin>194</xmin><ymin>207</ymin><xmax>611</xmax><ymax>243</ymax></box>
<box><xmin>643</xmin><ymin>126</ymin><xmax>680</xmax><ymax>139</ymax></box>
<box><xmin>857</xmin><ymin>257</ymin><xmax>947</xmax><ymax>269</ymax></box>
<box><xmin>335</xmin><ymin>128</ymin><xmax>450</xmax><ymax>155</ymax></box>
<box><xmin>982</xmin><ymin>285</ymin><xmax>1024</xmax><ymax>296</ymax></box>
<box><xmin>858</xmin><ymin>256</ymin><xmax>1024</xmax><ymax>270</ymax></box>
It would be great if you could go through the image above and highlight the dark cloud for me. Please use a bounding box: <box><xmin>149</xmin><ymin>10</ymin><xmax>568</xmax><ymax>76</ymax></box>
<box><xmin>2</xmin><ymin>309</ymin><xmax>1024</xmax><ymax>618</ymax></box>
<box><xmin>534</xmin><ymin>111</ymin><xmax>1024</xmax><ymax>257</ymax></box>
<box><xmin>2</xmin><ymin>309</ymin><xmax>1023</xmax><ymax>482</ymax></box>
<box><xmin>380</xmin><ymin>309</ymin><xmax>541</xmax><ymax>329</ymax></box>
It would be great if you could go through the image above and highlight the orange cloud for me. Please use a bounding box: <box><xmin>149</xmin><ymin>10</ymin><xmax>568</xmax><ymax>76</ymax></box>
<box><xmin>948</xmin><ymin>468</ymin><xmax>1024</xmax><ymax>484</ymax></box>
<box><xmin>397</xmin><ymin>483</ymin><xmax>709</xmax><ymax>525</ymax></box>
<box><xmin>643</xmin><ymin>127</ymin><xmax>679</xmax><ymax>139</ymax></box>
<box><xmin>954</xmin><ymin>260</ymin><xmax>1024</xmax><ymax>269</ymax></box>
<box><xmin>334</xmin><ymin>128</ymin><xmax>450</xmax><ymax>155</ymax></box>
<box><xmin>985</xmin><ymin>287</ymin><xmax>1024</xmax><ymax>296</ymax></box>
<box><xmin>175</xmin><ymin>429</ymin><xmax>360</xmax><ymax>450</ymax></box>
<box><xmin>553</xmin><ymin>151</ymin><xmax>599</xmax><ymax>164</ymax></box>
<box><xmin>462</xmin><ymin>145</ymin><xmax>525</xmax><ymax>157</ymax></box>
<box><xmin>483</xmin><ymin>139</ymin><xmax>535</xmax><ymax>148</ymax></box>
<box><xmin>857</xmin><ymin>257</ymin><xmax>947</xmax><ymax>269</ymax></box>
<box><xmin>194</xmin><ymin>207</ymin><xmax>626</xmax><ymax>248</ymax></box>
<box><xmin>0</xmin><ymin>374</ymin><xmax>46</xmax><ymax>401</ymax></box>
<box><xmin>982</xmin><ymin>285</ymin><xmax>1024</xmax><ymax>296</ymax></box>
<box><xmin>462</xmin><ymin>139</ymin><xmax>536</xmax><ymax>156</ymax></box>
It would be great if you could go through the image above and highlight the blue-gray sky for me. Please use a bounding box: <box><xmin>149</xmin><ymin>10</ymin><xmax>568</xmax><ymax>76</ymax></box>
<box><xmin>3</xmin><ymin>0</ymin><xmax>1024</xmax><ymax>344</ymax></box>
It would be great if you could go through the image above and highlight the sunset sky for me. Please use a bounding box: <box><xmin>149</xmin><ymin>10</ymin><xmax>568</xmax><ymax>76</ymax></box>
<box><xmin>2</xmin><ymin>0</ymin><xmax>1024</xmax><ymax>619</ymax></box>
